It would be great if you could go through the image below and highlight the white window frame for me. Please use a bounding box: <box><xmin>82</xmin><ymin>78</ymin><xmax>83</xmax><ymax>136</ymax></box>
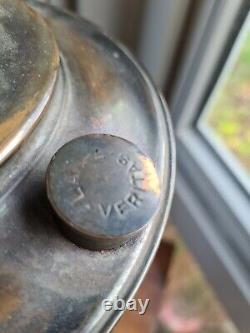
<box><xmin>171</xmin><ymin>1</ymin><xmax>250</xmax><ymax>332</ymax></box>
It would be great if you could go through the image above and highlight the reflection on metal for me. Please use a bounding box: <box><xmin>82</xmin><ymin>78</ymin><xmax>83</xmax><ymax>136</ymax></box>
<box><xmin>0</xmin><ymin>1</ymin><xmax>175</xmax><ymax>332</ymax></box>
<box><xmin>46</xmin><ymin>134</ymin><xmax>161</xmax><ymax>250</ymax></box>
<box><xmin>0</xmin><ymin>0</ymin><xmax>59</xmax><ymax>165</ymax></box>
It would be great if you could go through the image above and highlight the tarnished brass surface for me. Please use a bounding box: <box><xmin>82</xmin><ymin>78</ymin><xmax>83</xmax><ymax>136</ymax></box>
<box><xmin>0</xmin><ymin>1</ymin><xmax>175</xmax><ymax>332</ymax></box>
<box><xmin>46</xmin><ymin>134</ymin><xmax>161</xmax><ymax>250</ymax></box>
<box><xmin>0</xmin><ymin>0</ymin><xmax>59</xmax><ymax>165</ymax></box>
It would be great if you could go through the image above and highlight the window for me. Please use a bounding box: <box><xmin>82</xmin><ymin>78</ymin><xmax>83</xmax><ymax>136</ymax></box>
<box><xmin>171</xmin><ymin>1</ymin><xmax>250</xmax><ymax>332</ymax></box>
<box><xmin>199</xmin><ymin>14</ymin><xmax>250</xmax><ymax>193</ymax></box>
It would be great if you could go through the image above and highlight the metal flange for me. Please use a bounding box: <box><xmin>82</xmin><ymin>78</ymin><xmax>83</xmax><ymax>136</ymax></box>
<box><xmin>0</xmin><ymin>0</ymin><xmax>59</xmax><ymax>165</ymax></box>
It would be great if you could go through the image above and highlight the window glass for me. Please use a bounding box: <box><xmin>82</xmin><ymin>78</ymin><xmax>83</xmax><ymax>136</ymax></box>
<box><xmin>199</xmin><ymin>15</ymin><xmax>250</xmax><ymax>189</ymax></box>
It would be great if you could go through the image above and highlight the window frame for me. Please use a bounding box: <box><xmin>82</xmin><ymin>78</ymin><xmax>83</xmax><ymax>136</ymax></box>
<box><xmin>170</xmin><ymin>1</ymin><xmax>250</xmax><ymax>332</ymax></box>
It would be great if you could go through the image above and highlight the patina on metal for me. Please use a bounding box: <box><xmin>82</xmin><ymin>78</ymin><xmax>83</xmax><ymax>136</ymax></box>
<box><xmin>0</xmin><ymin>0</ymin><xmax>59</xmax><ymax>165</ymax></box>
<box><xmin>0</xmin><ymin>1</ymin><xmax>175</xmax><ymax>332</ymax></box>
<box><xmin>46</xmin><ymin>134</ymin><xmax>161</xmax><ymax>250</ymax></box>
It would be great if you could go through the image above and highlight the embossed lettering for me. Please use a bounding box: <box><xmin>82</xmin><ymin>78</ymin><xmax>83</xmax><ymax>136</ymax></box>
<box><xmin>131</xmin><ymin>174</ymin><xmax>145</xmax><ymax>192</ymax></box>
<box><xmin>129</xmin><ymin>163</ymin><xmax>141</xmax><ymax>173</ymax></box>
<box><xmin>82</xmin><ymin>203</ymin><xmax>91</xmax><ymax>212</ymax></box>
<box><xmin>68</xmin><ymin>175</ymin><xmax>77</xmax><ymax>184</ymax></box>
<box><xmin>118</xmin><ymin>155</ymin><xmax>129</xmax><ymax>166</ymax></box>
<box><xmin>115</xmin><ymin>200</ymin><xmax>128</xmax><ymax>216</ymax></box>
<box><xmin>94</xmin><ymin>154</ymin><xmax>105</xmax><ymax>160</ymax></box>
<box><xmin>99</xmin><ymin>204</ymin><xmax>112</xmax><ymax>218</ymax></box>
<box><xmin>127</xmin><ymin>192</ymin><xmax>143</xmax><ymax>208</ymax></box>
<box><xmin>73</xmin><ymin>186</ymin><xmax>85</xmax><ymax>204</ymax></box>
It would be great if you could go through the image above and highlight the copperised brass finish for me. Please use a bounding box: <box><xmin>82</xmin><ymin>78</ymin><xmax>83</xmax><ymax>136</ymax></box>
<box><xmin>0</xmin><ymin>0</ymin><xmax>59</xmax><ymax>165</ymax></box>
<box><xmin>0</xmin><ymin>1</ymin><xmax>175</xmax><ymax>332</ymax></box>
<box><xmin>46</xmin><ymin>134</ymin><xmax>161</xmax><ymax>250</ymax></box>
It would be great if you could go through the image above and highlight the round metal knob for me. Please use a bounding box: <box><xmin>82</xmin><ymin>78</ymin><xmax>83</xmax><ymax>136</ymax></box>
<box><xmin>46</xmin><ymin>134</ymin><xmax>161</xmax><ymax>250</ymax></box>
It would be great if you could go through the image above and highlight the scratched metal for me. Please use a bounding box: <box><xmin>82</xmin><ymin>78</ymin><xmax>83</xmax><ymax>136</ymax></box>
<box><xmin>0</xmin><ymin>1</ymin><xmax>175</xmax><ymax>333</ymax></box>
<box><xmin>46</xmin><ymin>134</ymin><xmax>161</xmax><ymax>250</ymax></box>
<box><xmin>0</xmin><ymin>0</ymin><xmax>59</xmax><ymax>165</ymax></box>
